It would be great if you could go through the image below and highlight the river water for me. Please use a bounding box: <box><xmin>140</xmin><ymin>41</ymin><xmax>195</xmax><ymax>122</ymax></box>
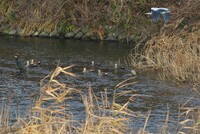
<box><xmin>0</xmin><ymin>36</ymin><xmax>199</xmax><ymax>133</ymax></box>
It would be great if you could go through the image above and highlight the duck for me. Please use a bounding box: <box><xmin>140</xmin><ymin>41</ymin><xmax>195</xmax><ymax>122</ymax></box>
<box><xmin>98</xmin><ymin>69</ymin><xmax>108</xmax><ymax>76</ymax></box>
<box><xmin>26</xmin><ymin>59</ymin><xmax>40</xmax><ymax>68</ymax></box>
<box><xmin>14</xmin><ymin>55</ymin><xmax>26</xmax><ymax>72</ymax></box>
<box><xmin>83</xmin><ymin>68</ymin><xmax>89</xmax><ymax>74</ymax></box>
<box><xmin>30</xmin><ymin>59</ymin><xmax>40</xmax><ymax>67</ymax></box>
<box><xmin>89</xmin><ymin>61</ymin><xmax>96</xmax><ymax>72</ymax></box>
<box><xmin>114</xmin><ymin>63</ymin><xmax>125</xmax><ymax>70</ymax></box>
<box><xmin>92</xmin><ymin>61</ymin><xmax>101</xmax><ymax>67</ymax></box>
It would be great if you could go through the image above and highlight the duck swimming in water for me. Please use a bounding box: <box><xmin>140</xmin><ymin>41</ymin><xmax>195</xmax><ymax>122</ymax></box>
<box><xmin>98</xmin><ymin>69</ymin><xmax>108</xmax><ymax>76</ymax></box>
<box><xmin>89</xmin><ymin>61</ymin><xmax>96</xmax><ymax>72</ymax></box>
<box><xmin>114</xmin><ymin>63</ymin><xmax>125</xmax><ymax>70</ymax></box>
<box><xmin>92</xmin><ymin>61</ymin><xmax>101</xmax><ymax>67</ymax></box>
<box><xmin>30</xmin><ymin>59</ymin><xmax>40</xmax><ymax>67</ymax></box>
<box><xmin>26</xmin><ymin>59</ymin><xmax>41</xmax><ymax>68</ymax></box>
<box><xmin>83</xmin><ymin>68</ymin><xmax>89</xmax><ymax>74</ymax></box>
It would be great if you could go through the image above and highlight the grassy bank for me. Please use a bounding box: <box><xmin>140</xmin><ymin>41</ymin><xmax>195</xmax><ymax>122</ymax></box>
<box><xmin>0</xmin><ymin>0</ymin><xmax>177</xmax><ymax>41</ymax></box>
<box><xmin>129</xmin><ymin>0</ymin><xmax>200</xmax><ymax>84</ymax></box>
<box><xmin>130</xmin><ymin>26</ymin><xmax>200</xmax><ymax>84</ymax></box>
<box><xmin>127</xmin><ymin>1</ymin><xmax>200</xmax><ymax>132</ymax></box>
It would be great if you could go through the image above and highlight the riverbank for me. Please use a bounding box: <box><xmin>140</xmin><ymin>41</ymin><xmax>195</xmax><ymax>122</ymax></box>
<box><xmin>126</xmin><ymin>0</ymin><xmax>200</xmax><ymax>85</ymax></box>
<box><xmin>0</xmin><ymin>1</ymin><xmax>178</xmax><ymax>43</ymax></box>
<box><xmin>0</xmin><ymin>24</ymin><xmax>142</xmax><ymax>44</ymax></box>
<box><xmin>0</xmin><ymin>1</ymin><xmax>198</xmax><ymax>44</ymax></box>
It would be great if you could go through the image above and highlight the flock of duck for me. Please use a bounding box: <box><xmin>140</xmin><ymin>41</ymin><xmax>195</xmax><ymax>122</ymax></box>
<box><xmin>14</xmin><ymin>56</ymin><xmax>137</xmax><ymax>77</ymax></box>
<box><xmin>82</xmin><ymin>61</ymin><xmax>137</xmax><ymax>77</ymax></box>
<box><xmin>14</xmin><ymin>55</ymin><xmax>41</xmax><ymax>72</ymax></box>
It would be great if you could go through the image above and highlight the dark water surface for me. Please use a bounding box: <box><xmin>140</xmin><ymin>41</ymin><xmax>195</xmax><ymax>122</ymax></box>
<box><xmin>0</xmin><ymin>36</ymin><xmax>199</xmax><ymax>133</ymax></box>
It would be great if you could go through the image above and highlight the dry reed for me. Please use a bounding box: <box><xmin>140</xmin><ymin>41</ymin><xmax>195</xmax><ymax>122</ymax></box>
<box><xmin>0</xmin><ymin>65</ymin><xmax>145</xmax><ymax>134</ymax></box>
<box><xmin>129</xmin><ymin>0</ymin><xmax>200</xmax><ymax>84</ymax></box>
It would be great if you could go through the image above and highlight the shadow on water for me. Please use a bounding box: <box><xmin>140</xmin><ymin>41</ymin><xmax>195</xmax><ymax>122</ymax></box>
<box><xmin>0</xmin><ymin>36</ymin><xmax>200</xmax><ymax>133</ymax></box>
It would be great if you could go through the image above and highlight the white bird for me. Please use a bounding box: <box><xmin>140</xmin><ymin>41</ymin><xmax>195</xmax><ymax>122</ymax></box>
<box><xmin>145</xmin><ymin>7</ymin><xmax>170</xmax><ymax>23</ymax></box>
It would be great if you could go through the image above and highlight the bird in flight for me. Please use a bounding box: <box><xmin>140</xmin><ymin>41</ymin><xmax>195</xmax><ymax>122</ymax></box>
<box><xmin>146</xmin><ymin>7</ymin><xmax>170</xmax><ymax>23</ymax></box>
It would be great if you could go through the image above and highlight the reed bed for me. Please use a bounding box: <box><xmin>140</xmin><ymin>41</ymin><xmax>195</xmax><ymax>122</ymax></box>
<box><xmin>128</xmin><ymin>1</ymin><xmax>200</xmax><ymax>131</ymax></box>
<box><xmin>0</xmin><ymin>65</ymin><xmax>149</xmax><ymax>134</ymax></box>
<box><xmin>129</xmin><ymin>0</ymin><xmax>200</xmax><ymax>84</ymax></box>
<box><xmin>175</xmin><ymin>84</ymin><xmax>200</xmax><ymax>133</ymax></box>
<box><xmin>0</xmin><ymin>66</ymin><xmax>198</xmax><ymax>133</ymax></box>
<box><xmin>130</xmin><ymin>29</ymin><xmax>200</xmax><ymax>84</ymax></box>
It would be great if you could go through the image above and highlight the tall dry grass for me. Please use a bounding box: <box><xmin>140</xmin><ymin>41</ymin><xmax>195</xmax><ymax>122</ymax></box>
<box><xmin>128</xmin><ymin>1</ymin><xmax>200</xmax><ymax>131</ymax></box>
<box><xmin>129</xmin><ymin>0</ymin><xmax>200</xmax><ymax>84</ymax></box>
<box><xmin>130</xmin><ymin>29</ymin><xmax>200</xmax><ymax>84</ymax></box>
<box><xmin>0</xmin><ymin>65</ymin><xmax>146</xmax><ymax>134</ymax></box>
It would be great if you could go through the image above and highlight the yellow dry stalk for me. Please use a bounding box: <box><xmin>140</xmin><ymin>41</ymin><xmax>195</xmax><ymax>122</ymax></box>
<box><xmin>36</xmin><ymin>65</ymin><xmax>77</xmax><ymax>108</ymax></box>
<box><xmin>111</xmin><ymin>102</ymin><xmax>135</xmax><ymax>117</ymax></box>
<box><xmin>41</xmin><ymin>20</ymin><xmax>55</xmax><ymax>33</ymax></box>
<box><xmin>2</xmin><ymin>1</ymin><xmax>13</xmax><ymax>16</ymax></box>
<box><xmin>81</xmin><ymin>112</ymin><xmax>128</xmax><ymax>134</ymax></box>
<box><xmin>33</xmin><ymin>9</ymin><xmax>42</xmax><ymax>20</ymax></box>
<box><xmin>49</xmin><ymin>65</ymin><xmax>76</xmax><ymax>83</ymax></box>
<box><xmin>80</xmin><ymin>85</ymin><xmax>137</xmax><ymax>134</ymax></box>
<box><xmin>115</xmin><ymin>90</ymin><xmax>135</xmax><ymax>99</ymax></box>
<box><xmin>44</xmin><ymin>88</ymin><xmax>75</xmax><ymax>103</ymax></box>
<box><xmin>47</xmin><ymin>22</ymin><xmax>55</xmax><ymax>32</ymax></box>
<box><xmin>93</xmin><ymin>26</ymin><xmax>105</xmax><ymax>40</ymax></box>
<box><xmin>21</xmin><ymin>23</ymin><xmax>33</xmax><ymax>35</ymax></box>
<box><xmin>115</xmin><ymin>77</ymin><xmax>137</xmax><ymax>89</ymax></box>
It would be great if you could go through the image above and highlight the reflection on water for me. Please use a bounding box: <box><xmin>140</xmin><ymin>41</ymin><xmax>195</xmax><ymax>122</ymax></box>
<box><xmin>0</xmin><ymin>36</ymin><xmax>199</xmax><ymax>133</ymax></box>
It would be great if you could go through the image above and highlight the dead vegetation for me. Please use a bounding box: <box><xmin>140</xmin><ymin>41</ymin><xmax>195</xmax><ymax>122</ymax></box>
<box><xmin>0</xmin><ymin>0</ymin><xmax>179</xmax><ymax>37</ymax></box>
<box><xmin>0</xmin><ymin>65</ymin><xmax>147</xmax><ymax>134</ymax></box>
<box><xmin>129</xmin><ymin>0</ymin><xmax>200</xmax><ymax>84</ymax></box>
